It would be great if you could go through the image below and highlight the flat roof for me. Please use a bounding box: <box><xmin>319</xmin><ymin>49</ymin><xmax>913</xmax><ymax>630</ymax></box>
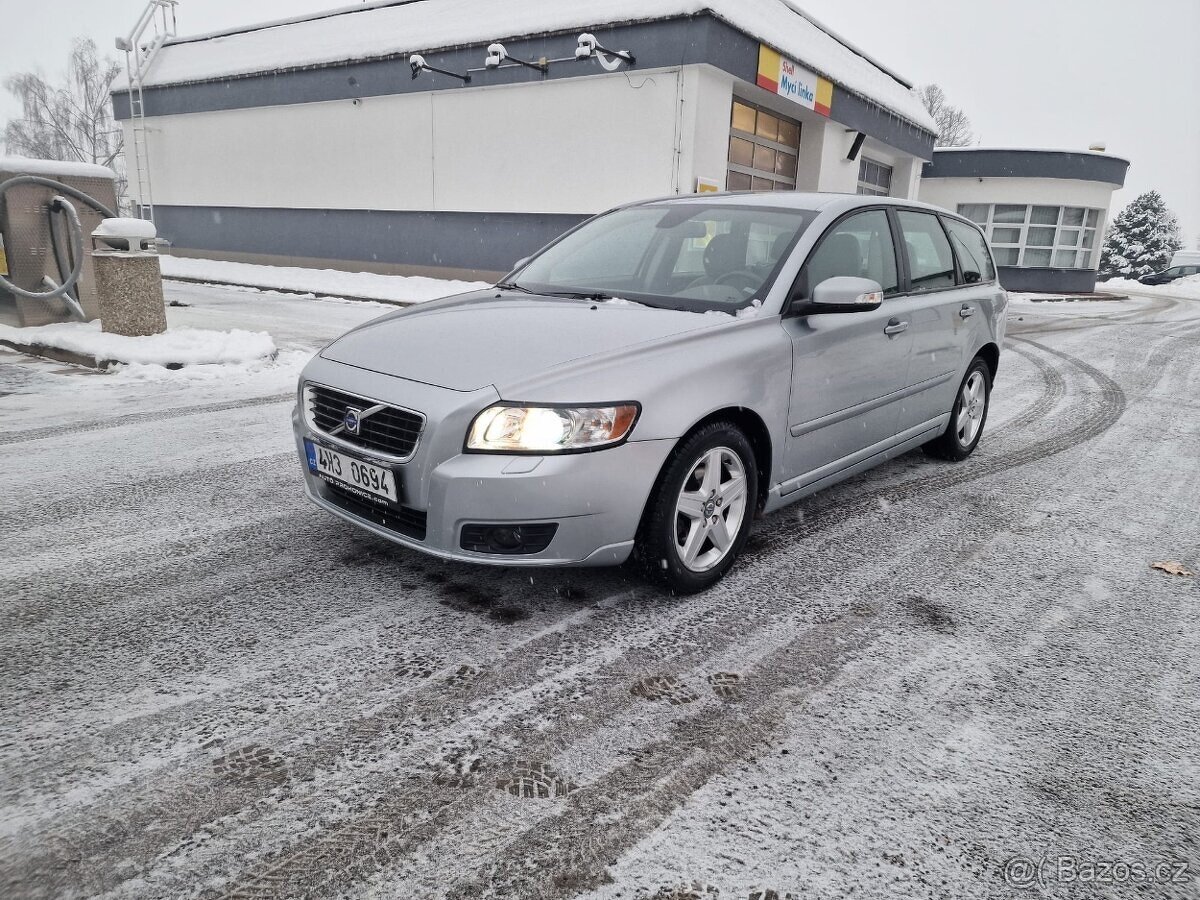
<box><xmin>130</xmin><ymin>0</ymin><xmax>935</xmax><ymax>132</ymax></box>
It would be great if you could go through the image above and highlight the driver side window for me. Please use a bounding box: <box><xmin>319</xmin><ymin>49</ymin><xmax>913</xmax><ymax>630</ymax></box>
<box><xmin>804</xmin><ymin>210</ymin><xmax>899</xmax><ymax>296</ymax></box>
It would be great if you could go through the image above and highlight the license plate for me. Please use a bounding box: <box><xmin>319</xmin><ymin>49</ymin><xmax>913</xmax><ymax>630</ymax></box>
<box><xmin>304</xmin><ymin>440</ymin><xmax>398</xmax><ymax>503</ymax></box>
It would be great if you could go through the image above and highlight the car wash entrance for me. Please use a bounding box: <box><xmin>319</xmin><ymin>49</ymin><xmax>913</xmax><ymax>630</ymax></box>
<box><xmin>727</xmin><ymin>100</ymin><xmax>801</xmax><ymax>193</ymax></box>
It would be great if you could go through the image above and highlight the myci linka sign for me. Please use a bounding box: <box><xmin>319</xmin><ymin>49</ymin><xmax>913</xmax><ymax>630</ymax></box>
<box><xmin>756</xmin><ymin>45</ymin><xmax>833</xmax><ymax>117</ymax></box>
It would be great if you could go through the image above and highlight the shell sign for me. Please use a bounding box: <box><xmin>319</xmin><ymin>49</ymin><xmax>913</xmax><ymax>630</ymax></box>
<box><xmin>756</xmin><ymin>45</ymin><xmax>833</xmax><ymax>117</ymax></box>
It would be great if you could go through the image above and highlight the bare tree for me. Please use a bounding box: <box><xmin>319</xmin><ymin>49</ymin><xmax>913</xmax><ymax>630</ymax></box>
<box><xmin>3</xmin><ymin>39</ymin><xmax>125</xmax><ymax>198</ymax></box>
<box><xmin>917</xmin><ymin>83</ymin><xmax>975</xmax><ymax>148</ymax></box>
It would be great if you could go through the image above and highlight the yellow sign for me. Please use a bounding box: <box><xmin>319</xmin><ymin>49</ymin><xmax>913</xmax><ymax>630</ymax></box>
<box><xmin>696</xmin><ymin>177</ymin><xmax>721</xmax><ymax>194</ymax></box>
<box><xmin>757</xmin><ymin>45</ymin><xmax>832</xmax><ymax>117</ymax></box>
<box><xmin>0</xmin><ymin>233</ymin><xmax>8</xmax><ymax>277</ymax></box>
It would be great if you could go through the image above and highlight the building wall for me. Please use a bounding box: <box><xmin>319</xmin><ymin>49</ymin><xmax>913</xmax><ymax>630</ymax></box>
<box><xmin>126</xmin><ymin>68</ymin><xmax>686</xmax><ymax>215</ymax></box>
<box><xmin>124</xmin><ymin>59</ymin><xmax>932</xmax><ymax>277</ymax></box>
<box><xmin>920</xmin><ymin>176</ymin><xmax>1119</xmax><ymax>293</ymax></box>
<box><xmin>919</xmin><ymin>176</ymin><xmax>1116</xmax><ymax>228</ymax></box>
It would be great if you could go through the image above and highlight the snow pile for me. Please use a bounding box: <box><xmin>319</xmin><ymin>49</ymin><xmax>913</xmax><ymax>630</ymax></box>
<box><xmin>1102</xmin><ymin>275</ymin><xmax>1200</xmax><ymax>301</ymax></box>
<box><xmin>0</xmin><ymin>156</ymin><xmax>116</xmax><ymax>181</ymax></box>
<box><xmin>0</xmin><ymin>321</ymin><xmax>276</xmax><ymax>368</ymax></box>
<box><xmin>130</xmin><ymin>0</ymin><xmax>935</xmax><ymax>132</ymax></box>
<box><xmin>159</xmin><ymin>256</ymin><xmax>488</xmax><ymax>304</ymax></box>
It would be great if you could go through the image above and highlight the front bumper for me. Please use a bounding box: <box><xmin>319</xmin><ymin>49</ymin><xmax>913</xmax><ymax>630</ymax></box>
<box><xmin>293</xmin><ymin>407</ymin><xmax>674</xmax><ymax>567</ymax></box>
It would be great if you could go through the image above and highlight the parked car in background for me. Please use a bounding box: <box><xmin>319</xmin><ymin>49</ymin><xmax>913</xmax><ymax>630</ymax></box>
<box><xmin>293</xmin><ymin>194</ymin><xmax>1007</xmax><ymax>593</ymax></box>
<box><xmin>1139</xmin><ymin>264</ymin><xmax>1200</xmax><ymax>285</ymax></box>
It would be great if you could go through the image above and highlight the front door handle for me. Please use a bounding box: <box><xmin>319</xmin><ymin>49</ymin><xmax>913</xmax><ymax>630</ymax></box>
<box><xmin>884</xmin><ymin>318</ymin><xmax>909</xmax><ymax>336</ymax></box>
<box><xmin>959</xmin><ymin>304</ymin><xmax>975</xmax><ymax>319</ymax></box>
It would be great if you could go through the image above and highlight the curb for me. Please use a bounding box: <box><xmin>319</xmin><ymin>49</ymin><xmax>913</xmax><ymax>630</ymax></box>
<box><xmin>161</xmin><ymin>275</ymin><xmax>415</xmax><ymax>307</ymax></box>
<box><xmin>0</xmin><ymin>338</ymin><xmax>118</xmax><ymax>370</ymax></box>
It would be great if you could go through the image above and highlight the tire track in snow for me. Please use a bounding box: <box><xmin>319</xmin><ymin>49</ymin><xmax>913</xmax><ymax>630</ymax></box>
<box><xmin>0</xmin><ymin>393</ymin><xmax>293</xmax><ymax>447</ymax></box>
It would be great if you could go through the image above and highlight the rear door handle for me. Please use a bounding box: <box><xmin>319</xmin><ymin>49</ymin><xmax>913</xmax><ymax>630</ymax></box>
<box><xmin>884</xmin><ymin>318</ymin><xmax>909</xmax><ymax>336</ymax></box>
<box><xmin>959</xmin><ymin>305</ymin><xmax>975</xmax><ymax>319</ymax></box>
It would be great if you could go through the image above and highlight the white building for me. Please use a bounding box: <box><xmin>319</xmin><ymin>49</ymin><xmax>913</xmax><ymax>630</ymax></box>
<box><xmin>114</xmin><ymin>0</ymin><xmax>938</xmax><ymax>280</ymax></box>
<box><xmin>919</xmin><ymin>148</ymin><xmax>1130</xmax><ymax>293</ymax></box>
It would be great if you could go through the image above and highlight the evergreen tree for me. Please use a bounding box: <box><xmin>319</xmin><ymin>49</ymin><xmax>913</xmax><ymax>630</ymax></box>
<box><xmin>1099</xmin><ymin>191</ymin><xmax>1183</xmax><ymax>278</ymax></box>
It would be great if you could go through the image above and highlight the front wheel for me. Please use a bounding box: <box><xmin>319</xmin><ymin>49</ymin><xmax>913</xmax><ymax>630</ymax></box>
<box><xmin>635</xmin><ymin>423</ymin><xmax>758</xmax><ymax>594</ymax></box>
<box><xmin>924</xmin><ymin>357</ymin><xmax>992</xmax><ymax>461</ymax></box>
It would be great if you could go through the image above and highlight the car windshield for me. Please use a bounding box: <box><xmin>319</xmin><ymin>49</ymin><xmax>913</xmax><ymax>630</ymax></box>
<box><xmin>510</xmin><ymin>203</ymin><xmax>816</xmax><ymax>313</ymax></box>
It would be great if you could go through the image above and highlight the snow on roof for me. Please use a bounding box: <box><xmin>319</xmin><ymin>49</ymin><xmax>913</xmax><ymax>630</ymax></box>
<box><xmin>132</xmin><ymin>0</ymin><xmax>936</xmax><ymax>133</ymax></box>
<box><xmin>0</xmin><ymin>156</ymin><xmax>116</xmax><ymax>181</ymax></box>
<box><xmin>933</xmin><ymin>146</ymin><xmax>1131</xmax><ymax>163</ymax></box>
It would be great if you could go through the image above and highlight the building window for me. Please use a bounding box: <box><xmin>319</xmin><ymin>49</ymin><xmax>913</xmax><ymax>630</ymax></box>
<box><xmin>957</xmin><ymin>204</ymin><xmax>1101</xmax><ymax>269</ymax></box>
<box><xmin>727</xmin><ymin>100</ymin><xmax>800</xmax><ymax>192</ymax></box>
<box><xmin>857</xmin><ymin>158</ymin><xmax>893</xmax><ymax>197</ymax></box>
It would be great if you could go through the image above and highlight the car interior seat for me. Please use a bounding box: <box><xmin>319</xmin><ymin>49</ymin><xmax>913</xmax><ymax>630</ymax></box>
<box><xmin>703</xmin><ymin>233</ymin><xmax>745</xmax><ymax>280</ymax></box>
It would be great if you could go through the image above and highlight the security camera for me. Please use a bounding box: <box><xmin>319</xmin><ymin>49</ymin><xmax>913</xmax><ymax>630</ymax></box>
<box><xmin>576</xmin><ymin>33</ymin><xmax>597</xmax><ymax>60</ymax></box>
<box><xmin>485</xmin><ymin>43</ymin><xmax>507</xmax><ymax>69</ymax></box>
<box><xmin>410</xmin><ymin>54</ymin><xmax>426</xmax><ymax>78</ymax></box>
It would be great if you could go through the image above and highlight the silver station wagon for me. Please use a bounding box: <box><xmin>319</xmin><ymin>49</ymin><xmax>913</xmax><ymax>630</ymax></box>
<box><xmin>293</xmin><ymin>194</ymin><xmax>1006</xmax><ymax>593</ymax></box>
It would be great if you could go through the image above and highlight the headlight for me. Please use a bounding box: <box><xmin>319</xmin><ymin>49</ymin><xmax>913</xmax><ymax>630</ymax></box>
<box><xmin>466</xmin><ymin>404</ymin><xmax>640</xmax><ymax>453</ymax></box>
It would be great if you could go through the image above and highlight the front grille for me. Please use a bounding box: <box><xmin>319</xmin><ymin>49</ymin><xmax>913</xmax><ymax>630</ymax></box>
<box><xmin>324</xmin><ymin>482</ymin><xmax>428</xmax><ymax>542</ymax></box>
<box><xmin>305</xmin><ymin>384</ymin><xmax>425</xmax><ymax>460</ymax></box>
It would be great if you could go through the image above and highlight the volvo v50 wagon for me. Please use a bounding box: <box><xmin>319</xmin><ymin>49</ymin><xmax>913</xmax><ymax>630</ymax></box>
<box><xmin>293</xmin><ymin>193</ymin><xmax>1006</xmax><ymax>593</ymax></box>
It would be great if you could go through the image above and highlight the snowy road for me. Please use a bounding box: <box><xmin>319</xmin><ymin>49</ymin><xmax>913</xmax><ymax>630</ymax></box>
<box><xmin>2</xmin><ymin>284</ymin><xmax>1198</xmax><ymax>900</ymax></box>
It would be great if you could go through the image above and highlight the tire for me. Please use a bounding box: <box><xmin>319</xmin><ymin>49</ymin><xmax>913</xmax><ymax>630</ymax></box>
<box><xmin>634</xmin><ymin>422</ymin><xmax>758</xmax><ymax>594</ymax></box>
<box><xmin>923</xmin><ymin>356</ymin><xmax>992</xmax><ymax>462</ymax></box>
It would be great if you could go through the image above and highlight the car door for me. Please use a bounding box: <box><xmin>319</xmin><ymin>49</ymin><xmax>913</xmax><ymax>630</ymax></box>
<box><xmin>889</xmin><ymin>209</ymin><xmax>972</xmax><ymax>431</ymax></box>
<box><xmin>781</xmin><ymin>208</ymin><xmax>914</xmax><ymax>487</ymax></box>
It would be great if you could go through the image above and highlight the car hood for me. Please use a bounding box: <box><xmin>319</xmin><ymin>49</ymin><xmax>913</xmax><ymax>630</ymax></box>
<box><xmin>320</xmin><ymin>290</ymin><xmax>722</xmax><ymax>392</ymax></box>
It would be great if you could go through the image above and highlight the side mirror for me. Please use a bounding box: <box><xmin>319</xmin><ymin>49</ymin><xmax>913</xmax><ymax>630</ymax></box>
<box><xmin>793</xmin><ymin>276</ymin><xmax>884</xmax><ymax>314</ymax></box>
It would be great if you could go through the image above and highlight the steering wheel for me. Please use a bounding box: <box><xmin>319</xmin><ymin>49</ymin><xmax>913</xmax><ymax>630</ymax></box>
<box><xmin>714</xmin><ymin>270</ymin><xmax>760</xmax><ymax>294</ymax></box>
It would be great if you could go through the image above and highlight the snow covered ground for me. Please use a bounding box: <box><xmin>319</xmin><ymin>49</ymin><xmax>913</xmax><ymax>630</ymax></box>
<box><xmin>1</xmin><ymin>281</ymin><xmax>1198</xmax><ymax>899</ymax></box>
<box><xmin>160</xmin><ymin>255</ymin><xmax>490</xmax><ymax>304</ymax></box>
<box><xmin>1103</xmin><ymin>274</ymin><xmax>1200</xmax><ymax>301</ymax></box>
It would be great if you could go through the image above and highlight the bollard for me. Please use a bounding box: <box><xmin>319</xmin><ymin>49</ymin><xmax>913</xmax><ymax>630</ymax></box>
<box><xmin>91</xmin><ymin>218</ymin><xmax>167</xmax><ymax>336</ymax></box>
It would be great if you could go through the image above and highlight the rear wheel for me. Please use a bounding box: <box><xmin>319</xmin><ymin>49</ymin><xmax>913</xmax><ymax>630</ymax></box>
<box><xmin>635</xmin><ymin>423</ymin><xmax>758</xmax><ymax>594</ymax></box>
<box><xmin>924</xmin><ymin>357</ymin><xmax>991</xmax><ymax>461</ymax></box>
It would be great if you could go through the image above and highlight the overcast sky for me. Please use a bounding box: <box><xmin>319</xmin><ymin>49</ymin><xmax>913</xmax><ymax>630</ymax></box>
<box><xmin>2</xmin><ymin>0</ymin><xmax>1196</xmax><ymax>246</ymax></box>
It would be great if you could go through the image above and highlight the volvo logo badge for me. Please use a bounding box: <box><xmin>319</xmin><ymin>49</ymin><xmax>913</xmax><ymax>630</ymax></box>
<box><xmin>344</xmin><ymin>408</ymin><xmax>363</xmax><ymax>436</ymax></box>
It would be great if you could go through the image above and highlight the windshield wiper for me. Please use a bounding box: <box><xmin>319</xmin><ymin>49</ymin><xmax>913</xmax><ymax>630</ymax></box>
<box><xmin>495</xmin><ymin>281</ymin><xmax>539</xmax><ymax>295</ymax></box>
<box><xmin>543</xmin><ymin>291</ymin><xmax>617</xmax><ymax>301</ymax></box>
<box><xmin>496</xmin><ymin>283</ymin><xmax>617</xmax><ymax>302</ymax></box>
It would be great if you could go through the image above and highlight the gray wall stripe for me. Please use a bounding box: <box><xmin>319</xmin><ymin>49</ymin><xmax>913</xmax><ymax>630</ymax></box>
<box><xmin>998</xmin><ymin>266</ymin><xmax>1099</xmax><ymax>293</ymax></box>
<box><xmin>923</xmin><ymin>149</ymin><xmax>1129</xmax><ymax>186</ymax></box>
<box><xmin>153</xmin><ymin>206</ymin><xmax>587</xmax><ymax>275</ymax></box>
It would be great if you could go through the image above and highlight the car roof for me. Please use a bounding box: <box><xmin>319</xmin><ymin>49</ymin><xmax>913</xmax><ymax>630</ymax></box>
<box><xmin>639</xmin><ymin>191</ymin><xmax>959</xmax><ymax>219</ymax></box>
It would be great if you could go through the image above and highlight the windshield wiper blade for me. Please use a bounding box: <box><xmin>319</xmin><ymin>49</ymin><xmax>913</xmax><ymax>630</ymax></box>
<box><xmin>548</xmin><ymin>291</ymin><xmax>616</xmax><ymax>301</ymax></box>
<box><xmin>496</xmin><ymin>283</ymin><xmax>617</xmax><ymax>302</ymax></box>
<box><xmin>495</xmin><ymin>281</ymin><xmax>539</xmax><ymax>295</ymax></box>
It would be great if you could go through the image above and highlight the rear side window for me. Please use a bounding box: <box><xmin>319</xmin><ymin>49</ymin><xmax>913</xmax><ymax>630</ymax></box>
<box><xmin>944</xmin><ymin>218</ymin><xmax>996</xmax><ymax>284</ymax></box>
<box><xmin>897</xmin><ymin>210</ymin><xmax>956</xmax><ymax>292</ymax></box>
<box><xmin>804</xmin><ymin>209</ymin><xmax>899</xmax><ymax>296</ymax></box>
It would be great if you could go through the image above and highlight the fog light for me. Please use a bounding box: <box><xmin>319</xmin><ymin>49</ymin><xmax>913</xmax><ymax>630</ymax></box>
<box><xmin>460</xmin><ymin>523</ymin><xmax>559</xmax><ymax>555</ymax></box>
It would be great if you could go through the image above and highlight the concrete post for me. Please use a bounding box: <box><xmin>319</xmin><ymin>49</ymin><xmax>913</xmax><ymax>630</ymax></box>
<box><xmin>91</xmin><ymin>218</ymin><xmax>167</xmax><ymax>336</ymax></box>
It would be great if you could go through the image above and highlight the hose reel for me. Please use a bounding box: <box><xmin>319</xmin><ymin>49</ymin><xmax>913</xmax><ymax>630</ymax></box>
<box><xmin>0</xmin><ymin>175</ymin><xmax>118</xmax><ymax>321</ymax></box>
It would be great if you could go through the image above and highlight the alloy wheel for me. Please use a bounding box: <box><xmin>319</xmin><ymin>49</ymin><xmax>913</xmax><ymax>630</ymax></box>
<box><xmin>674</xmin><ymin>446</ymin><xmax>748</xmax><ymax>573</ymax></box>
<box><xmin>956</xmin><ymin>370</ymin><xmax>987</xmax><ymax>447</ymax></box>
